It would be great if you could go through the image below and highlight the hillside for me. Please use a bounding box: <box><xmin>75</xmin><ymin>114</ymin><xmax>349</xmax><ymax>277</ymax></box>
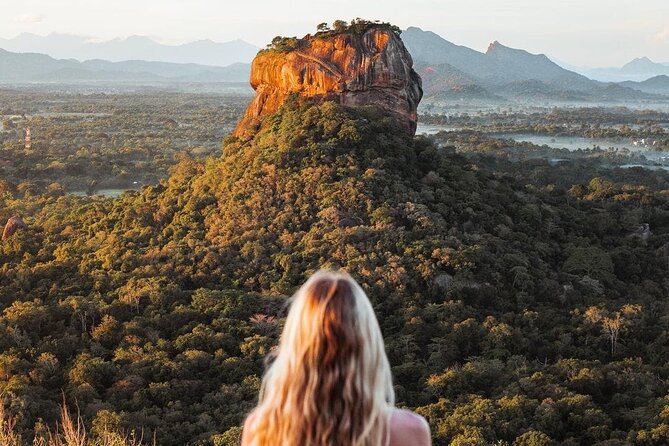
<box><xmin>483</xmin><ymin>41</ymin><xmax>594</xmax><ymax>90</ymax></box>
<box><xmin>0</xmin><ymin>48</ymin><xmax>251</xmax><ymax>84</ymax></box>
<box><xmin>415</xmin><ymin>62</ymin><xmax>498</xmax><ymax>100</ymax></box>
<box><xmin>620</xmin><ymin>75</ymin><xmax>669</xmax><ymax>95</ymax></box>
<box><xmin>0</xmin><ymin>48</ymin><xmax>80</xmax><ymax>81</ymax></box>
<box><xmin>400</xmin><ymin>27</ymin><xmax>487</xmax><ymax>72</ymax></box>
<box><xmin>3</xmin><ymin>92</ymin><xmax>669</xmax><ymax>445</ymax></box>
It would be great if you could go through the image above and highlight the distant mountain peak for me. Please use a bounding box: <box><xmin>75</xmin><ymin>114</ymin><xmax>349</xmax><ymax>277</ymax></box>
<box><xmin>624</xmin><ymin>56</ymin><xmax>659</xmax><ymax>68</ymax></box>
<box><xmin>122</xmin><ymin>35</ymin><xmax>156</xmax><ymax>43</ymax></box>
<box><xmin>486</xmin><ymin>41</ymin><xmax>546</xmax><ymax>59</ymax></box>
<box><xmin>486</xmin><ymin>40</ymin><xmax>504</xmax><ymax>53</ymax></box>
<box><xmin>403</xmin><ymin>26</ymin><xmax>451</xmax><ymax>42</ymax></box>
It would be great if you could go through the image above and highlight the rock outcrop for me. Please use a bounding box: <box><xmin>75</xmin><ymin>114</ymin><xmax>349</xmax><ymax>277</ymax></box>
<box><xmin>233</xmin><ymin>26</ymin><xmax>423</xmax><ymax>138</ymax></box>
<box><xmin>2</xmin><ymin>216</ymin><xmax>27</xmax><ymax>240</ymax></box>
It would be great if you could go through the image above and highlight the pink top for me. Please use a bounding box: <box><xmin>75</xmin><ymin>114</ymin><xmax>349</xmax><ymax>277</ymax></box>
<box><xmin>241</xmin><ymin>407</ymin><xmax>432</xmax><ymax>446</ymax></box>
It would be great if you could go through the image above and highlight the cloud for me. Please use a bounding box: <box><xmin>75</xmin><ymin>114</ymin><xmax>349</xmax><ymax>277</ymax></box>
<box><xmin>655</xmin><ymin>28</ymin><xmax>669</xmax><ymax>42</ymax></box>
<box><xmin>12</xmin><ymin>14</ymin><xmax>45</xmax><ymax>24</ymax></box>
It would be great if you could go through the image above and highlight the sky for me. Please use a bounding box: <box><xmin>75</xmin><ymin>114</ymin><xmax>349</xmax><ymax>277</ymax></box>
<box><xmin>2</xmin><ymin>0</ymin><xmax>668</xmax><ymax>67</ymax></box>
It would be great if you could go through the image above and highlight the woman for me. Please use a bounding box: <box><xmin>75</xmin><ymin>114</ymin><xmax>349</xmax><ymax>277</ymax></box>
<box><xmin>242</xmin><ymin>270</ymin><xmax>431</xmax><ymax>446</ymax></box>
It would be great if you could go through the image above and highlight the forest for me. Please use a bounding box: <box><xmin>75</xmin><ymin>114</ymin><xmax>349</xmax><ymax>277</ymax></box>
<box><xmin>0</xmin><ymin>89</ymin><xmax>250</xmax><ymax>194</ymax></box>
<box><xmin>0</xmin><ymin>90</ymin><xmax>669</xmax><ymax>445</ymax></box>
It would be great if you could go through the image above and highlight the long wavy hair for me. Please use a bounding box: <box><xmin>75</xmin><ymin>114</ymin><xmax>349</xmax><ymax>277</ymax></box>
<box><xmin>246</xmin><ymin>270</ymin><xmax>395</xmax><ymax>446</ymax></box>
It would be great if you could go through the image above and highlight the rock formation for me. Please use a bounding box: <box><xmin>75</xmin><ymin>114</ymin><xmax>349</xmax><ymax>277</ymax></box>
<box><xmin>233</xmin><ymin>26</ymin><xmax>423</xmax><ymax>138</ymax></box>
<box><xmin>2</xmin><ymin>216</ymin><xmax>27</xmax><ymax>240</ymax></box>
<box><xmin>630</xmin><ymin>223</ymin><xmax>651</xmax><ymax>243</ymax></box>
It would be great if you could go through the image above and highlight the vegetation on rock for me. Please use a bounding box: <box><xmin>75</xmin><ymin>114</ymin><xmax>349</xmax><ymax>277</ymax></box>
<box><xmin>263</xmin><ymin>19</ymin><xmax>402</xmax><ymax>53</ymax></box>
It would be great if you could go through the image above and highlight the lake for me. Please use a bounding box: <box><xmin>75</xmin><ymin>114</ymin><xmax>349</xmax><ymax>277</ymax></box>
<box><xmin>495</xmin><ymin>133</ymin><xmax>669</xmax><ymax>162</ymax></box>
<box><xmin>415</xmin><ymin>124</ymin><xmax>462</xmax><ymax>135</ymax></box>
<box><xmin>70</xmin><ymin>188</ymin><xmax>139</xmax><ymax>198</ymax></box>
<box><xmin>618</xmin><ymin>164</ymin><xmax>669</xmax><ymax>172</ymax></box>
<box><xmin>422</xmin><ymin>124</ymin><xmax>669</xmax><ymax>171</ymax></box>
<box><xmin>492</xmin><ymin>133</ymin><xmax>640</xmax><ymax>151</ymax></box>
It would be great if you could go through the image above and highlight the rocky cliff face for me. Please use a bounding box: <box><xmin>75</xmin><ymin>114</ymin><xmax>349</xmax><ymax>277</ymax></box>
<box><xmin>233</xmin><ymin>28</ymin><xmax>423</xmax><ymax>138</ymax></box>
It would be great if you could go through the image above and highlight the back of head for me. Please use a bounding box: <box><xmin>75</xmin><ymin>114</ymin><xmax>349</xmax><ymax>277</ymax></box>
<box><xmin>247</xmin><ymin>270</ymin><xmax>395</xmax><ymax>446</ymax></box>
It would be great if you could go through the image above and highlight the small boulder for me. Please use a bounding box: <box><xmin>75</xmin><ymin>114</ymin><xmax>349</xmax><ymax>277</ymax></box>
<box><xmin>2</xmin><ymin>216</ymin><xmax>27</xmax><ymax>240</ymax></box>
<box><xmin>434</xmin><ymin>273</ymin><xmax>454</xmax><ymax>290</ymax></box>
<box><xmin>630</xmin><ymin>223</ymin><xmax>651</xmax><ymax>242</ymax></box>
<box><xmin>337</xmin><ymin>216</ymin><xmax>364</xmax><ymax>228</ymax></box>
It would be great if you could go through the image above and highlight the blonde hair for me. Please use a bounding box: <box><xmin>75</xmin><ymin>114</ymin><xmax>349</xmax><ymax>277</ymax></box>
<box><xmin>246</xmin><ymin>270</ymin><xmax>395</xmax><ymax>446</ymax></box>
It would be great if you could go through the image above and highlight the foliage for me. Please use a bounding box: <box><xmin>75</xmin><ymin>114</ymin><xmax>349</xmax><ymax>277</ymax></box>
<box><xmin>264</xmin><ymin>36</ymin><xmax>300</xmax><ymax>53</ymax></box>
<box><xmin>263</xmin><ymin>18</ymin><xmax>401</xmax><ymax>53</ymax></box>
<box><xmin>314</xmin><ymin>19</ymin><xmax>402</xmax><ymax>38</ymax></box>
<box><xmin>1</xmin><ymin>96</ymin><xmax>669</xmax><ymax>445</ymax></box>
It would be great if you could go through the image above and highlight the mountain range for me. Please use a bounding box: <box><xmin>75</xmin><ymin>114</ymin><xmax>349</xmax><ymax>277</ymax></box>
<box><xmin>402</xmin><ymin>28</ymin><xmax>593</xmax><ymax>90</ymax></box>
<box><xmin>573</xmin><ymin>57</ymin><xmax>669</xmax><ymax>83</ymax></box>
<box><xmin>0</xmin><ymin>48</ymin><xmax>250</xmax><ymax>85</ymax></box>
<box><xmin>400</xmin><ymin>27</ymin><xmax>659</xmax><ymax>102</ymax></box>
<box><xmin>0</xmin><ymin>33</ymin><xmax>259</xmax><ymax>67</ymax></box>
<box><xmin>1</xmin><ymin>28</ymin><xmax>667</xmax><ymax>100</ymax></box>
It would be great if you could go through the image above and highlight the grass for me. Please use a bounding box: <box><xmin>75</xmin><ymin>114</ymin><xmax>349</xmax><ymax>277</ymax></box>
<box><xmin>0</xmin><ymin>397</ymin><xmax>154</xmax><ymax>446</ymax></box>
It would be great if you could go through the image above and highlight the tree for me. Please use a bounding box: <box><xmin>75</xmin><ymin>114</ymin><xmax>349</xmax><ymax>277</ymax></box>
<box><xmin>584</xmin><ymin>304</ymin><xmax>642</xmax><ymax>356</ymax></box>
<box><xmin>68</xmin><ymin>353</ymin><xmax>117</xmax><ymax>392</ymax></box>
<box><xmin>60</xmin><ymin>295</ymin><xmax>97</xmax><ymax>333</ymax></box>
<box><xmin>2</xmin><ymin>118</ymin><xmax>14</xmax><ymax>130</ymax></box>
<box><xmin>332</xmin><ymin>20</ymin><xmax>348</xmax><ymax>32</ymax></box>
<box><xmin>212</xmin><ymin>426</ymin><xmax>243</xmax><ymax>446</ymax></box>
<box><xmin>586</xmin><ymin>177</ymin><xmax>616</xmax><ymax>200</ymax></box>
<box><xmin>563</xmin><ymin>246</ymin><xmax>614</xmax><ymax>281</ymax></box>
<box><xmin>513</xmin><ymin>430</ymin><xmax>553</xmax><ymax>446</ymax></box>
<box><xmin>3</xmin><ymin>299</ymin><xmax>49</xmax><ymax>334</ymax></box>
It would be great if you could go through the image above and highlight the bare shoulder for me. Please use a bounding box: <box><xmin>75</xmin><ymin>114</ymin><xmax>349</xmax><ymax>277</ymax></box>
<box><xmin>241</xmin><ymin>409</ymin><xmax>259</xmax><ymax>446</ymax></box>
<box><xmin>388</xmin><ymin>408</ymin><xmax>431</xmax><ymax>446</ymax></box>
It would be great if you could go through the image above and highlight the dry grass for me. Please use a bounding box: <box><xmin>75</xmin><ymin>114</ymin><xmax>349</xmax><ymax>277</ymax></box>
<box><xmin>0</xmin><ymin>397</ymin><xmax>154</xmax><ymax>446</ymax></box>
<box><xmin>0</xmin><ymin>400</ymin><xmax>23</xmax><ymax>446</ymax></box>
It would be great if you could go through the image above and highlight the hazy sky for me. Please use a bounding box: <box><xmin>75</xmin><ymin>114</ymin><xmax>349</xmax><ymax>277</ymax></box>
<box><xmin>3</xmin><ymin>0</ymin><xmax>668</xmax><ymax>67</ymax></box>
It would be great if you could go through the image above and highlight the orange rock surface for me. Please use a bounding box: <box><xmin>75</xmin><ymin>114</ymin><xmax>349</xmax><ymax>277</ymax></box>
<box><xmin>234</xmin><ymin>28</ymin><xmax>423</xmax><ymax>138</ymax></box>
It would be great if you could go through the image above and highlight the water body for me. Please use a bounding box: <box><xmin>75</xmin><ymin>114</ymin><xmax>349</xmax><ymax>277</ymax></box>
<box><xmin>34</xmin><ymin>112</ymin><xmax>112</xmax><ymax>118</ymax></box>
<box><xmin>70</xmin><ymin>188</ymin><xmax>138</xmax><ymax>198</ymax></box>
<box><xmin>618</xmin><ymin>164</ymin><xmax>669</xmax><ymax>172</ymax></box>
<box><xmin>419</xmin><ymin>125</ymin><xmax>669</xmax><ymax>171</ymax></box>
<box><xmin>493</xmin><ymin>133</ymin><xmax>639</xmax><ymax>151</ymax></box>
<box><xmin>415</xmin><ymin>124</ymin><xmax>461</xmax><ymax>135</ymax></box>
<box><xmin>500</xmin><ymin>133</ymin><xmax>669</xmax><ymax>162</ymax></box>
